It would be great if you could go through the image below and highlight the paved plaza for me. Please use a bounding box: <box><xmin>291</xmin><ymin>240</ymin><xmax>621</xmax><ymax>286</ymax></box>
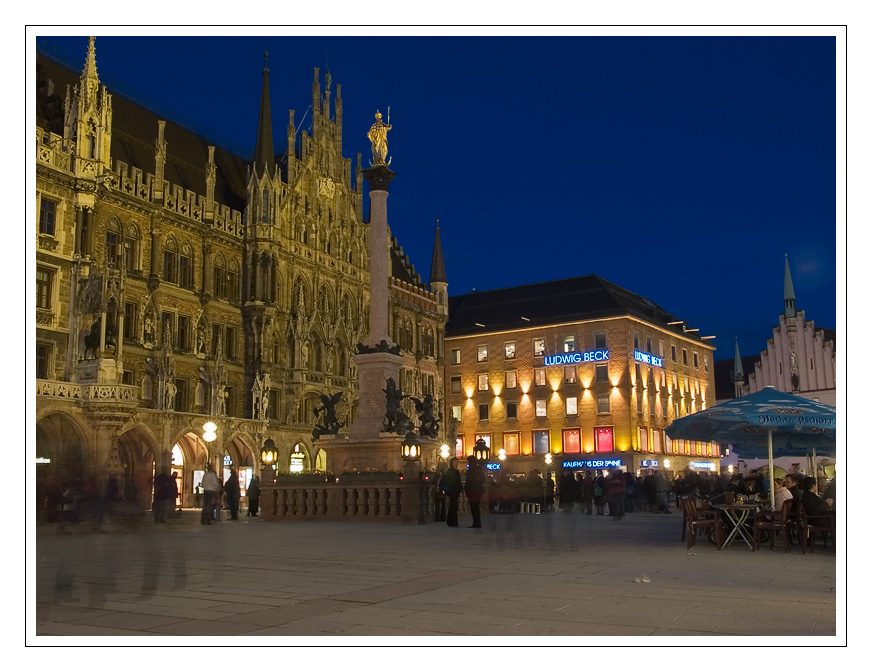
<box><xmin>31</xmin><ymin>507</ymin><xmax>841</xmax><ymax>642</ymax></box>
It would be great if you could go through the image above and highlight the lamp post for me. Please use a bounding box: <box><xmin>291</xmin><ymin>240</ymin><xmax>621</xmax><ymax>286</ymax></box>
<box><xmin>203</xmin><ymin>420</ymin><xmax>217</xmax><ymax>472</ymax></box>
<box><xmin>473</xmin><ymin>438</ymin><xmax>490</xmax><ymax>462</ymax></box>
<box><xmin>261</xmin><ymin>437</ymin><xmax>277</xmax><ymax>483</ymax></box>
<box><xmin>544</xmin><ymin>453</ymin><xmax>553</xmax><ymax>511</ymax></box>
<box><xmin>401</xmin><ymin>431</ymin><xmax>426</xmax><ymax>525</ymax></box>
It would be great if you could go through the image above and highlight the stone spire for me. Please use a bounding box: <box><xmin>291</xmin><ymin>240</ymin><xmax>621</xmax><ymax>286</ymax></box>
<box><xmin>253</xmin><ymin>51</ymin><xmax>275</xmax><ymax>178</ymax></box>
<box><xmin>733</xmin><ymin>338</ymin><xmax>744</xmax><ymax>398</ymax></box>
<box><xmin>83</xmin><ymin>36</ymin><xmax>99</xmax><ymax>82</ymax></box>
<box><xmin>429</xmin><ymin>220</ymin><xmax>447</xmax><ymax>286</ymax></box>
<box><xmin>783</xmin><ymin>254</ymin><xmax>796</xmax><ymax>318</ymax></box>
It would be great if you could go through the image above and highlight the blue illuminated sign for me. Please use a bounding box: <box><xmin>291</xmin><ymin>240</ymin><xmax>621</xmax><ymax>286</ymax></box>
<box><xmin>641</xmin><ymin>460</ymin><xmax>660</xmax><ymax>467</ymax></box>
<box><xmin>544</xmin><ymin>350</ymin><xmax>609</xmax><ymax>366</ymax></box>
<box><xmin>689</xmin><ymin>461</ymin><xmax>716</xmax><ymax>471</ymax></box>
<box><xmin>562</xmin><ymin>458</ymin><xmax>623</xmax><ymax>469</ymax></box>
<box><xmin>485</xmin><ymin>463</ymin><xmax>501</xmax><ymax>471</ymax></box>
<box><xmin>633</xmin><ymin>350</ymin><xmax>663</xmax><ymax>368</ymax></box>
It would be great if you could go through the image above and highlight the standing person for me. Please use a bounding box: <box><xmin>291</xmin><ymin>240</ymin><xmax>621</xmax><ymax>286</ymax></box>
<box><xmin>247</xmin><ymin>475</ymin><xmax>261</xmax><ymax>517</ymax></box>
<box><xmin>605</xmin><ymin>469</ymin><xmax>627</xmax><ymax>520</ymax></box>
<box><xmin>594</xmin><ymin>470</ymin><xmax>605</xmax><ymax>515</ymax></box>
<box><xmin>200</xmin><ymin>465</ymin><xmax>221</xmax><ymax>525</ymax></box>
<box><xmin>152</xmin><ymin>468</ymin><xmax>172</xmax><ymax>523</ymax></box>
<box><xmin>433</xmin><ymin>467</ymin><xmax>447</xmax><ymax>522</ymax></box>
<box><xmin>224</xmin><ymin>470</ymin><xmax>240</xmax><ymax>520</ymax></box>
<box><xmin>170</xmin><ymin>472</ymin><xmax>180</xmax><ymax>514</ymax></box>
<box><xmin>441</xmin><ymin>457</ymin><xmax>463</xmax><ymax>528</ymax></box>
<box><xmin>465</xmin><ymin>456</ymin><xmax>486</xmax><ymax>528</ymax></box>
<box><xmin>653</xmin><ymin>470</ymin><xmax>672</xmax><ymax>514</ymax></box>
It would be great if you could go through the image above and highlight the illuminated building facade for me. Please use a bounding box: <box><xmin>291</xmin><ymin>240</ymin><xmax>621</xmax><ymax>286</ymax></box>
<box><xmin>445</xmin><ymin>276</ymin><xmax>719</xmax><ymax>476</ymax></box>
<box><xmin>34</xmin><ymin>38</ymin><xmax>446</xmax><ymax>511</ymax></box>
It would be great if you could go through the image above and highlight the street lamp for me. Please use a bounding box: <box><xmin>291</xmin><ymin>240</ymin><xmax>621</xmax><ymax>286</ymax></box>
<box><xmin>261</xmin><ymin>437</ymin><xmax>277</xmax><ymax>468</ymax></box>
<box><xmin>543</xmin><ymin>452</ymin><xmax>553</xmax><ymax>510</ymax></box>
<box><xmin>401</xmin><ymin>431</ymin><xmax>421</xmax><ymax>460</ymax></box>
<box><xmin>439</xmin><ymin>443</ymin><xmax>450</xmax><ymax>460</ymax></box>
<box><xmin>473</xmin><ymin>438</ymin><xmax>489</xmax><ymax>461</ymax></box>
<box><xmin>498</xmin><ymin>448</ymin><xmax>506</xmax><ymax>461</ymax></box>
<box><xmin>203</xmin><ymin>421</ymin><xmax>217</xmax><ymax>444</ymax></box>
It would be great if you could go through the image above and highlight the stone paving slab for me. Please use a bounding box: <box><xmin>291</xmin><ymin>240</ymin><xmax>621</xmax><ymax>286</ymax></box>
<box><xmin>30</xmin><ymin>508</ymin><xmax>841</xmax><ymax>642</ymax></box>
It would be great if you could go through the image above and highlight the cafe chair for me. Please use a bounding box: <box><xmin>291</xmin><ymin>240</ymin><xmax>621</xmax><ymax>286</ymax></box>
<box><xmin>753</xmin><ymin>500</ymin><xmax>792</xmax><ymax>552</ymax></box>
<box><xmin>800</xmin><ymin>505</ymin><xmax>834</xmax><ymax>553</ymax></box>
<box><xmin>683</xmin><ymin>497</ymin><xmax>723</xmax><ymax>550</ymax></box>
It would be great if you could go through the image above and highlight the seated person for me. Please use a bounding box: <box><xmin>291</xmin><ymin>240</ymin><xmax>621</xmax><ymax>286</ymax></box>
<box><xmin>800</xmin><ymin>476</ymin><xmax>832</xmax><ymax>525</ymax></box>
<box><xmin>782</xmin><ymin>474</ymin><xmax>804</xmax><ymax>517</ymax></box>
<box><xmin>823</xmin><ymin>477</ymin><xmax>836</xmax><ymax>509</ymax></box>
<box><xmin>773</xmin><ymin>477</ymin><xmax>793</xmax><ymax>510</ymax></box>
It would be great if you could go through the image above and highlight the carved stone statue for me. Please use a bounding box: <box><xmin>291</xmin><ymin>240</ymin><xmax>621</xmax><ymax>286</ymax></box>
<box><xmin>312</xmin><ymin>392</ymin><xmax>344</xmax><ymax>440</ymax></box>
<box><xmin>367</xmin><ymin>110</ymin><xmax>392</xmax><ymax>166</ymax></box>
<box><xmin>83</xmin><ymin>318</ymin><xmax>101</xmax><ymax>359</ymax></box>
<box><xmin>383</xmin><ymin>377</ymin><xmax>411</xmax><ymax>435</ymax></box>
<box><xmin>217</xmin><ymin>382</ymin><xmax>226</xmax><ymax>416</ymax></box>
<box><xmin>165</xmin><ymin>379</ymin><xmax>177</xmax><ymax>410</ymax></box>
<box><xmin>251</xmin><ymin>372</ymin><xmax>263</xmax><ymax>419</ymax></box>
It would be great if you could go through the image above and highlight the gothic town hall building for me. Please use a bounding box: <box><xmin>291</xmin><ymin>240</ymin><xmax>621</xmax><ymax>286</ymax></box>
<box><xmin>35</xmin><ymin>38</ymin><xmax>448</xmax><ymax>511</ymax></box>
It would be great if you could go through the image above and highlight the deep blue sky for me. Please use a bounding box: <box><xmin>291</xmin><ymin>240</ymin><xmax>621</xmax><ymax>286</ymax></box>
<box><xmin>35</xmin><ymin>34</ymin><xmax>838</xmax><ymax>360</ymax></box>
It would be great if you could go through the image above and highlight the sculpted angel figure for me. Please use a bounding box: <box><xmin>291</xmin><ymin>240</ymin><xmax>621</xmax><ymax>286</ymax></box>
<box><xmin>367</xmin><ymin>110</ymin><xmax>392</xmax><ymax>166</ymax></box>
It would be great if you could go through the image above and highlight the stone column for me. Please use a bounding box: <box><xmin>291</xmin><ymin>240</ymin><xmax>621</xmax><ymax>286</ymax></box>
<box><xmin>360</xmin><ymin>165</ymin><xmax>396</xmax><ymax>347</ymax></box>
<box><xmin>202</xmin><ymin>240</ymin><xmax>213</xmax><ymax>297</ymax></box>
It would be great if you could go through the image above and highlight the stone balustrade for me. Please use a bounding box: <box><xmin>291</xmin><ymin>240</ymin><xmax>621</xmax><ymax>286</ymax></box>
<box><xmin>259</xmin><ymin>480</ymin><xmax>473</xmax><ymax>523</ymax></box>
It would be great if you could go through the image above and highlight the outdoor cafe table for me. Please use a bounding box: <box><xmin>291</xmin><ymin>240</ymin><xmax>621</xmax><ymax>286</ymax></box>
<box><xmin>713</xmin><ymin>503</ymin><xmax>759</xmax><ymax>549</ymax></box>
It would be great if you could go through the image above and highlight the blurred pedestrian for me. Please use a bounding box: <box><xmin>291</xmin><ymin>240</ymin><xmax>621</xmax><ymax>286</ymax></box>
<box><xmin>224</xmin><ymin>470</ymin><xmax>240</xmax><ymax>520</ymax></box>
<box><xmin>441</xmin><ymin>457</ymin><xmax>463</xmax><ymax>528</ymax></box>
<box><xmin>247</xmin><ymin>475</ymin><xmax>261</xmax><ymax>517</ymax></box>
<box><xmin>153</xmin><ymin>468</ymin><xmax>173</xmax><ymax>523</ymax></box>
<box><xmin>201</xmin><ymin>464</ymin><xmax>221</xmax><ymax>525</ymax></box>
<box><xmin>465</xmin><ymin>456</ymin><xmax>485</xmax><ymax>528</ymax></box>
<box><xmin>433</xmin><ymin>467</ymin><xmax>446</xmax><ymax>522</ymax></box>
<box><xmin>605</xmin><ymin>469</ymin><xmax>626</xmax><ymax>520</ymax></box>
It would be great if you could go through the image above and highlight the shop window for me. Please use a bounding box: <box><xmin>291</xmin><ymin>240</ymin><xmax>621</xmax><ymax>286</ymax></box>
<box><xmin>475</xmin><ymin>434</ymin><xmax>491</xmax><ymax>450</ymax></box>
<box><xmin>533</xmin><ymin>430</ymin><xmax>550</xmax><ymax>454</ymax></box>
<box><xmin>478</xmin><ymin>404</ymin><xmax>489</xmax><ymax>421</ymax></box>
<box><xmin>450</xmin><ymin>376</ymin><xmax>462</xmax><ymax>394</ymax></box>
<box><xmin>505</xmin><ymin>370</ymin><xmax>517</xmax><ymax>389</ymax></box>
<box><xmin>39</xmin><ymin>198</ymin><xmax>56</xmax><ymax>236</ymax></box>
<box><xmin>477</xmin><ymin>344</ymin><xmax>488</xmax><ymax>362</ymax></box>
<box><xmin>535</xmin><ymin>399</ymin><xmax>547</xmax><ymax>417</ymax></box>
<box><xmin>564</xmin><ymin>366</ymin><xmax>577</xmax><ymax>384</ymax></box>
<box><xmin>597</xmin><ymin>393</ymin><xmax>610</xmax><ymax>414</ymax></box>
<box><xmin>504</xmin><ymin>342</ymin><xmax>516</xmax><ymax>360</ymax></box>
<box><xmin>503</xmin><ymin>432</ymin><xmax>520</xmax><ymax>455</ymax></box>
<box><xmin>564</xmin><ymin>334</ymin><xmax>575</xmax><ymax>353</ymax></box>
<box><xmin>506</xmin><ymin>402</ymin><xmax>517</xmax><ymax>420</ymax></box>
<box><xmin>455</xmin><ymin>436</ymin><xmax>465</xmax><ymax>459</ymax></box>
<box><xmin>533</xmin><ymin>338</ymin><xmax>545</xmax><ymax>357</ymax></box>
<box><xmin>595</xmin><ymin>427</ymin><xmax>614</xmax><ymax>452</ymax></box>
<box><xmin>563</xmin><ymin>428</ymin><xmax>581</xmax><ymax>454</ymax></box>
<box><xmin>534</xmin><ymin>368</ymin><xmax>546</xmax><ymax>386</ymax></box>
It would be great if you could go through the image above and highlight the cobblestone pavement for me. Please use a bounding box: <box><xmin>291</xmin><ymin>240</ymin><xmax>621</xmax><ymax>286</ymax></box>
<box><xmin>31</xmin><ymin>507</ymin><xmax>841</xmax><ymax>642</ymax></box>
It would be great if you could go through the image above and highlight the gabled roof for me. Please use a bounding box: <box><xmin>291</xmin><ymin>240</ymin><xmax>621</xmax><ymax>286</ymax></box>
<box><xmin>446</xmin><ymin>275</ymin><xmax>703</xmax><ymax>339</ymax></box>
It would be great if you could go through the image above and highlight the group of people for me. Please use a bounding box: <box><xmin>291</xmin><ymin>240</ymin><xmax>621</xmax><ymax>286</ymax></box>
<box><xmin>199</xmin><ymin>465</ymin><xmax>261</xmax><ymax>525</ymax></box>
<box><xmin>434</xmin><ymin>456</ymin><xmax>486</xmax><ymax>528</ymax></box>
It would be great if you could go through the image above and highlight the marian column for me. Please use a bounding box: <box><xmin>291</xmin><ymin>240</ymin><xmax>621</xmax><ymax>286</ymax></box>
<box><xmin>349</xmin><ymin>111</ymin><xmax>403</xmax><ymax>441</ymax></box>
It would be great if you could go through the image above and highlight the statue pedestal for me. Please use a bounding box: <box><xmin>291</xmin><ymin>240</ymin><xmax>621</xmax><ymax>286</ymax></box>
<box><xmin>76</xmin><ymin>357</ymin><xmax>121</xmax><ymax>384</ymax></box>
<box><xmin>348</xmin><ymin>350</ymin><xmax>404</xmax><ymax>441</ymax></box>
<box><xmin>319</xmin><ymin>435</ymin><xmax>442</xmax><ymax>474</ymax></box>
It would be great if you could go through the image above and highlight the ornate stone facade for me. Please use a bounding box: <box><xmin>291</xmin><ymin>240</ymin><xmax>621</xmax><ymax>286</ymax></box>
<box><xmin>35</xmin><ymin>38</ymin><xmax>447</xmax><ymax>511</ymax></box>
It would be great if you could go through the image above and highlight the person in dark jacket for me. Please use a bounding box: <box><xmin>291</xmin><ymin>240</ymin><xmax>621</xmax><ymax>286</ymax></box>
<box><xmin>605</xmin><ymin>470</ymin><xmax>627</xmax><ymax>520</ymax></box>
<box><xmin>558</xmin><ymin>473</ymin><xmax>575</xmax><ymax>512</ymax></box>
<box><xmin>465</xmin><ymin>456</ymin><xmax>486</xmax><ymax>528</ymax></box>
<box><xmin>247</xmin><ymin>475</ymin><xmax>261</xmax><ymax>517</ymax></box>
<box><xmin>801</xmin><ymin>476</ymin><xmax>831</xmax><ymax>522</ymax></box>
<box><xmin>441</xmin><ymin>458</ymin><xmax>463</xmax><ymax>528</ymax></box>
<box><xmin>433</xmin><ymin>467</ymin><xmax>447</xmax><ymax>522</ymax></box>
<box><xmin>224</xmin><ymin>471</ymin><xmax>240</xmax><ymax>520</ymax></box>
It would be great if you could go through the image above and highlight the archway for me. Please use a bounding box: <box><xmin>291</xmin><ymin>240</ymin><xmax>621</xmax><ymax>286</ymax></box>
<box><xmin>35</xmin><ymin>412</ymin><xmax>87</xmax><ymax>514</ymax></box>
<box><xmin>117</xmin><ymin>425</ymin><xmax>158</xmax><ymax>510</ymax></box>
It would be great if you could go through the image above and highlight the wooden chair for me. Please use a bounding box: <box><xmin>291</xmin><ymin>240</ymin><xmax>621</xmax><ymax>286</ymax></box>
<box><xmin>800</xmin><ymin>505</ymin><xmax>834</xmax><ymax>553</ymax></box>
<box><xmin>683</xmin><ymin>497</ymin><xmax>723</xmax><ymax>549</ymax></box>
<box><xmin>753</xmin><ymin>500</ymin><xmax>792</xmax><ymax>552</ymax></box>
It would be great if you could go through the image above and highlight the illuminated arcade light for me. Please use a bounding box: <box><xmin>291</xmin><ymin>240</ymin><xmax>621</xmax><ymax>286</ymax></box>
<box><xmin>203</xmin><ymin>421</ymin><xmax>217</xmax><ymax>444</ymax></box>
<box><xmin>498</xmin><ymin>448</ymin><xmax>506</xmax><ymax>461</ymax></box>
<box><xmin>440</xmin><ymin>444</ymin><xmax>450</xmax><ymax>459</ymax></box>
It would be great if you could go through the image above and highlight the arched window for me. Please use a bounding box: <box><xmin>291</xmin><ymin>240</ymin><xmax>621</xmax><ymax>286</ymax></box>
<box><xmin>124</xmin><ymin>223</ymin><xmax>140</xmax><ymax>273</ymax></box>
<box><xmin>214</xmin><ymin>253</ymin><xmax>227</xmax><ymax>299</ymax></box>
<box><xmin>227</xmin><ymin>259</ymin><xmax>239</xmax><ymax>302</ymax></box>
<box><xmin>105</xmin><ymin>218</ymin><xmax>122</xmax><ymax>266</ymax></box>
<box><xmin>336</xmin><ymin>343</ymin><xmax>347</xmax><ymax>377</ymax></box>
<box><xmin>179</xmin><ymin>242</ymin><xmax>194</xmax><ymax>289</ymax></box>
<box><xmin>163</xmin><ymin>238</ymin><xmax>178</xmax><ymax>284</ymax></box>
<box><xmin>262</xmin><ymin>188</ymin><xmax>269</xmax><ymax>222</ymax></box>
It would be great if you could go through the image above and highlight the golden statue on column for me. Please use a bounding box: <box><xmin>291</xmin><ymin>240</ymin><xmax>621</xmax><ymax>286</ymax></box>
<box><xmin>367</xmin><ymin>110</ymin><xmax>392</xmax><ymax>166</ymax></box>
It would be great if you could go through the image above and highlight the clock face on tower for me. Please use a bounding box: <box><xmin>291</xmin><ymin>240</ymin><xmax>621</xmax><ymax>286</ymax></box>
<box><xmin>318</xmin><ymin>178</ymin><xmax>336</xmax><ymax>199</ymax></box>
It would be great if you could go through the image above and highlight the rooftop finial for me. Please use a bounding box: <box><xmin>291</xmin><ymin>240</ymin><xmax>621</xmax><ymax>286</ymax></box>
<box><xmin>263</xmin><ymin>51</ymin><xmax>270</xmax><ymax>71</ymax></box>
<box><xmin>784</xmin><ymin>253</ymin><xmax>796</xmax><ymax>318</ymax></box>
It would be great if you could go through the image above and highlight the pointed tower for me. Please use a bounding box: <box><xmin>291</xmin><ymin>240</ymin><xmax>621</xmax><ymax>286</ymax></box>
<box><xmin>244</xmin><ymin>52</ymin><xmax>280</xmax><ymax>420</ymax></box>
<box><xmin>253</xmin><ymin>52</ymin><xmax>275</xmax><ymax>179</ymax></box>
<box><xmin>783</xmin><ymin>254</ymin><xmax>796</xmax><ymax>318</ymax></box>
<box><xmin>429</xmin><ymin>221</ymin><xmax>449</xmax><ymax>366</ymax></box>
<box><xmin>65</xmin><ymin>36</ymin><xmax>113</xmax><ymax>258</ymax></box>
<box><xmin>733</xmin><ymin>338</ymin><xmax>745</xmax><ymax>398</ymax></box>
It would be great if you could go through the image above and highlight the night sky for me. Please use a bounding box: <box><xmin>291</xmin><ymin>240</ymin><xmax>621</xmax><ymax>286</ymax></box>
<box><xmin>33</xmin><ymin>32</ymin><xmax>840</xmax><ymax>361</ymax></box>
